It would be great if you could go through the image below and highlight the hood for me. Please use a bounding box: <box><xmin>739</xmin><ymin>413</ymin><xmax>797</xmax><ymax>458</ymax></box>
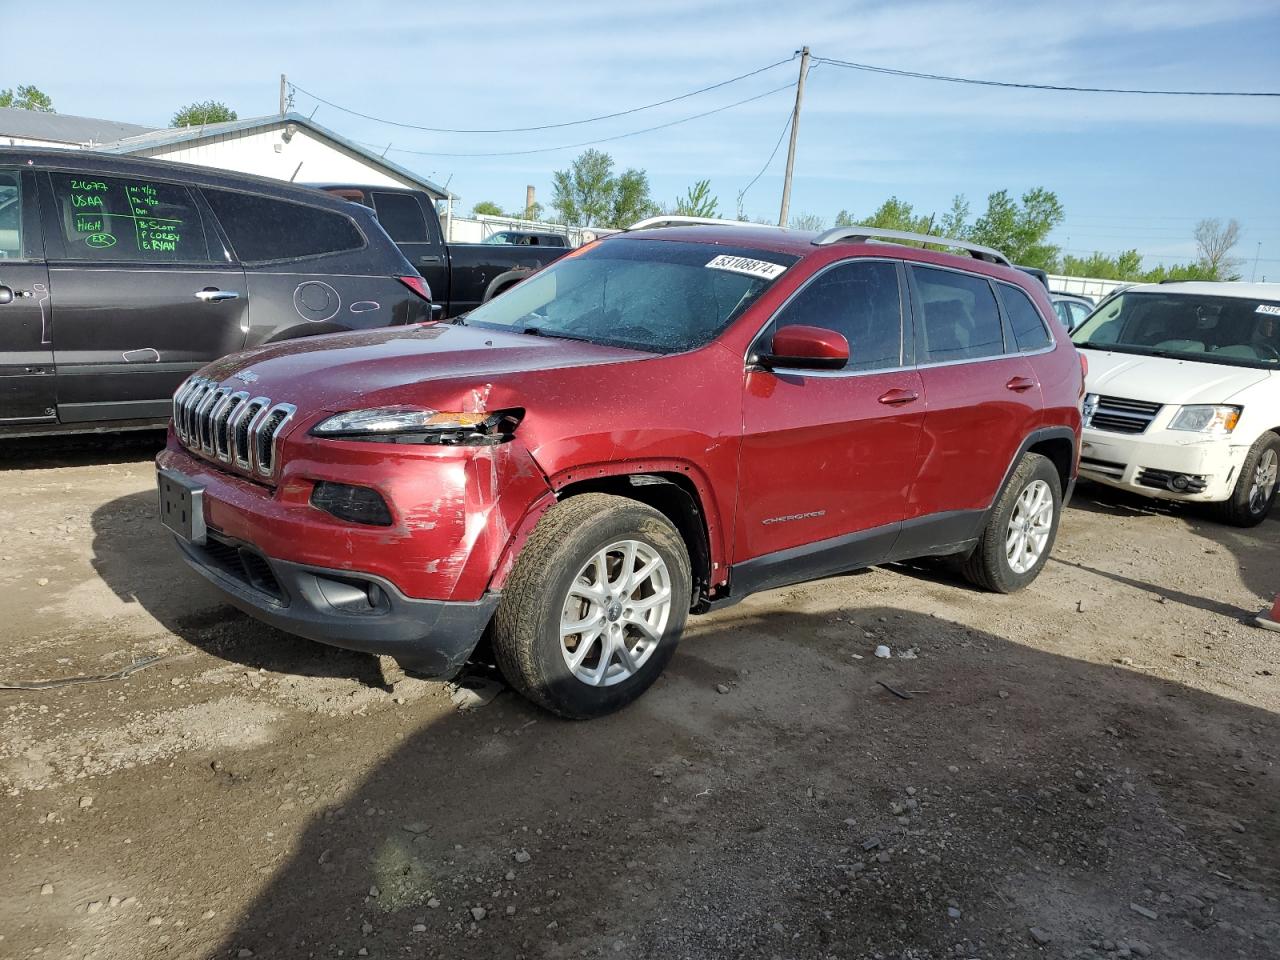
<box><xmin>198</xmin><ymin>323</ymin><xmax>655</xmax><ymax>411</ymax></box>
<box><xmin>1080</xmin><ymin>348</ymin><xmax>1273</xmax><ymax>405</ymax></box>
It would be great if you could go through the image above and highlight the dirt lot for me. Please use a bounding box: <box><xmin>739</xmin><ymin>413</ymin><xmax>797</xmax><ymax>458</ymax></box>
<box><xmin>0</xmin><ymin>433</ymin><xmax>1277</xmax><ymax>960</ymax></box>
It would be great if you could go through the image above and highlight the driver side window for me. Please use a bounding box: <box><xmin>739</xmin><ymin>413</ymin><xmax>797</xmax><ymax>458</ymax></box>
<box><xmin>763</xmin><ymin>260</ymin><xmax>905</xmax><ymax>371</ymax></box>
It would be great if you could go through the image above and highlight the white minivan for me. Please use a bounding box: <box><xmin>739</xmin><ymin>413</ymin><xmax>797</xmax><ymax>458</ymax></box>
<box><xmin>1072</xmin><ymin>282</ymin><xmax>1279</xmax><ymax>526</ymax></box>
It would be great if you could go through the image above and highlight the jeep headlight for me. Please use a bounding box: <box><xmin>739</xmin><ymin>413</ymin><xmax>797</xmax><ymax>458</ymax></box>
<box><xmin>1167</xmin><ymin>404</ymin><xmax>1242</xmax><ymax>435</ymax></box>
<box><xmin>311</xmin><ymin>406</ymin><xmax>521</xmax><ymax>445</ymax></box>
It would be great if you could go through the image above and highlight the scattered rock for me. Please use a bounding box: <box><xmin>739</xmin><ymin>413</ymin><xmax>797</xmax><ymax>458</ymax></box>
<box><xmin>506</xmin><ymin>905</ymin><xmax>517</xmax><ymax>916</ymax></box>
<box><xmin>78</xmin><ymin>796</ymin><xmax>93</xmax><ymax>809</ymax></box>
<box><xmin>449</xmin><ymin>678</ymin><xmax>503</xmax><ymax>711</ymax></box>
<box><xmin>201</xmin><ymin>910</ymin><xmax>216</xmax><ymax>920</ymax></box>
<box><xmin>505</xmin><ymin>870</ymin><xmax>516</xmax><ymax>881</ymax></box>
<box><xmin>874</xmin><ymin>645</ymin><xmax>891</xmax><ymax>659</ymax></box>
<box><xmin>108</xmin><ymin>896</ymin><xmax>121</xmax><ymax>907</ymax></box>
<box><xmin>412</xmin><ymin>923</ymin><xmax>427</xmax><ymax>932</ymax></box>
<box><xmin>401</xmin><ymin>822</ymin><xmax>429</xmax><ymax>835</ymax></box>
<box><xmin>1130</xmin><ymin>902</ymin><xmax>1158</xmax><ymax>920</ymax></box>
<box><xmin>1029</xmin><ymin>927</ymin><xmax>1052</xmax><ymax>945</ymax></box>
<box><xmin>87</xmin><ymin>900</ymin><xmax>103</xmax><ymax>914</ymax></box>
<box><xmin>40</xmin><ymin>883</ymin><xmax>53</xmax><ymax>896</ymax></box>
<box><xmin>470</xmin><ymin>906</ymin><xmax>487</xmax><ymax>921</ymax></box>
<box><xmin>514</xmin><ymin>849</ymin><xmax>531</xmax><ymax>864</ymax></box>
<box><xmin>427</xmin><ymin>898</ymin><xmax>441</xmax><ymax>909</ymax></box>
<box><xmin>147</xmin><ymin>916</ymin><xmax>164</xmax><ymax>926</ymax></box>
<box><xmin>368</xmin><ymin>885</ymin><xmax>380</xmax><ymax>898</ymax></box>
<box><xmin>715</xmin><ymin>683</ymin><xmax>731</xmax><ymax>695</ymax></box>
<box><xmin>237</xmin><ymin>950</ymin><xmax>253</xmax><ymax>959</ymax></box>
<box><xmin>947</xmin><ymin>906</ymin><xmax>962</xmax><ymax>919</ymax></box>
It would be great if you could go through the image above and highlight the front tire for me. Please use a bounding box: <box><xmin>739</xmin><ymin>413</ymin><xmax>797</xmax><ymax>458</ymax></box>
<box><xmin>961</xmin><ymin>453</ymin><xmax>1063</xmax><ymax>593</ymax></box>
<box><xmin>1218</xmin><ymin>432</ymin><xmax>1280</xmax><ymax>528</ymax></box>
<box><xmin>490</xmin><ymin>493</ymin><xmax>691</xmax><ymax>719</ymax></box>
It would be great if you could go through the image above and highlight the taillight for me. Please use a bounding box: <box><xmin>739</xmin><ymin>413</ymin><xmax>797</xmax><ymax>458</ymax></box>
<box><xmin>1079</xmin><ymin>351</ymin><xmax>1089</xmax><ymax>397</ymax></box>
<box><xmin>397</xmin><ymin>275</ymin><xmax>432</xmax><ymax>301</ymax></box>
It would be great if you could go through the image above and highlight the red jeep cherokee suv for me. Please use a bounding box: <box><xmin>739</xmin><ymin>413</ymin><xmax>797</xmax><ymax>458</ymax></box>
<box><xmin>157</xmin><ymin>219</ymin><xmax>1082</xmax><ymax>718</ymax></box>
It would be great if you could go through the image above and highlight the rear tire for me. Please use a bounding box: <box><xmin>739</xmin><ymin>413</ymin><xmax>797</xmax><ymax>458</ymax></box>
<box><xmin>1218</xmin><ymin>432</ymin><xmax>1279</xmax><ymax>528</ymax></box>
<box><xmin>961</xmin><ymin>453</ymin><xmax>1063</xmax><ymax>593</ymax></box>
<box><xmin>490</xmin><ymin>493</ymin><xmax>691</xmax><ymax>719</ymax></box>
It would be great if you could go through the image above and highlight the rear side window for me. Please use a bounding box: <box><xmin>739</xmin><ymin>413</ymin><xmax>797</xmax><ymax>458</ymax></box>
<box><xmin>768</xmin><ymin>260</ymin><xmax>904</xmax><ymax>371</ymax></box>
<box><xmin>49</xmin><ymin>173</ymin><xmax>208</xmax><ymax>263</ymax></box>
<box><xmin>0</xmin><ymin>171</ymin><xmax>22</xmax><ymax>259</ymax></box>
<box><xmin>911</xmin><ymin>266</ymin><xmax>1005</xmax><ymax>363</ymax></box>
<box><xmin>372</xmin><ymin>192</ymin><xmax>430</xmax><ymax>243</ymax></box>
<box><xmin>204</xmin><ymin>189</ymin><xmax>364</xmax><ymax>263</ymax></box>
<box><xmin>998</xmin><ymin>283</ymin><xmax>1053</xmax><ymax>352</ymax></box>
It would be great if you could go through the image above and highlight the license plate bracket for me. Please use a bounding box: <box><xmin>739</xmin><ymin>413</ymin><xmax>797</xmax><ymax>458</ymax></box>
<box><xmin>157</xmin><ymin>470</ymin><xmax>207</xmax><ymax>545</ymax></box>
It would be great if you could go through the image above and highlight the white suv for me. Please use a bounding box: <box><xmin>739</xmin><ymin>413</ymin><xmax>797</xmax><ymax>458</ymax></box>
<box><xmin>1072</xmin><ymin>282</ymin><xmax>1280</xmax><ymax>526</ymax></box>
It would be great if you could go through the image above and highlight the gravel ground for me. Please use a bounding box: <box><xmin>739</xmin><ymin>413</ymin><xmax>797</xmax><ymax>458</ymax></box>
<box><xmin>0</xmin><ymin>432</ymin><xmax>1277</xmax><ymax>960</ymax></box>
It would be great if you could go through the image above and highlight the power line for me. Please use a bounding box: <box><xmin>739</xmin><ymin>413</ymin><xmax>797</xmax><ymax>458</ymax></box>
<box><xmin>359</xmin><ymin>83</ymin><xmax>797</xmax><ymax>158</ymax></box>
<box><xmin>737</xmin><ymin>108</ymin><xmax>794</xmax><ymax>208</ymax></box>
<box><xmin>289</xmin><ymin>56</ymin><xmax>796</xmax><ymax>134</ymax></box>
<box><xmin>813</xmin><ymin>55</ymin><xmax>1280</xmax><ymax>97</ymax></box>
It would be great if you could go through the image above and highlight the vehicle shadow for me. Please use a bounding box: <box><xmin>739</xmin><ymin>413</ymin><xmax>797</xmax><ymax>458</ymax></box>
<box><xmin>89</xmin><ymin>489</ymin><xmax>387</xmax><ymax>686</ymax></box>
<box><xmin>1071</xmin><ymin>479</ymin><xmax>1280</xmax><ymax>610</ymax></box>
<box><xmin>0</xmin><ymin>430</ymin><xmax>167</xmax><ymax>471</ymax></box>
<box><xmin>201</xmin><ymin>604</ymin><xmax>1280</xmax><ymax>960</ymax></box>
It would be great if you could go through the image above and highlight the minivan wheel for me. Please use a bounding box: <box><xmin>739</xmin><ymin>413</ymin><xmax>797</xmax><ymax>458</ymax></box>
<box><xmin>960</xmin><ymin>453</ymin><xmax>1063</xmax><ymax>594</ymax></box>
<box><xmin>490</xmin><ymin>493</ymin><xmax>691</xmax><ymax>719</ymax></box>
<box><xmin>1218</xmin><ymin>432</ymin><xmax>1280</xmax><ymax>528</ymax></box>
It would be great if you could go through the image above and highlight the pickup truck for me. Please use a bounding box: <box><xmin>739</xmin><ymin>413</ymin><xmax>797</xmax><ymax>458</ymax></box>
<box><xmin>310</xmin><ymin>184</ymin><xmax>570</xmax><ymax>318</ymax></box>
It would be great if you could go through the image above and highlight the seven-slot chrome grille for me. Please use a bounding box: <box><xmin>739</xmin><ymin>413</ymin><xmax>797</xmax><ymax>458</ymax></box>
<box><xmin>172</xmin><ymin>377</ymin><xmax>296</xmax><ymax>480</ymax></box>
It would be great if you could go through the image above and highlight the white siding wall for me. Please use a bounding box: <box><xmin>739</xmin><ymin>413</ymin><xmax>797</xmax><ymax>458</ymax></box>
<box><xmin>131</xmin><ymin>126</ymin><xmax>421</xmax><ymax>190</ymax></box>
<box><xmin>1</xmin><ymin>135</ymin><xmax>77</xmax><ymax>148</ymax></box>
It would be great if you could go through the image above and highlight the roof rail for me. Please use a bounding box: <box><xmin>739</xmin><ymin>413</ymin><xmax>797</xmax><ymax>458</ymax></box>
<box><xmin>626</xmin><ymin>215</ymin><xmax>784</xmax><ymax>231</ymax></box>
<box><xmin>812</xmin><ymin>225</ymin><xmax>1011</xmax><ymax>266</ymax></box>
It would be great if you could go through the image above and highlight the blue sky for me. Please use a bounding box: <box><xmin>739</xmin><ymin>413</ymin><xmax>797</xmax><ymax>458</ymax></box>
<box><xmin>11</xmin><ymin>0</ymin><xmax>1280</xmax><ymax>275</ymax></box>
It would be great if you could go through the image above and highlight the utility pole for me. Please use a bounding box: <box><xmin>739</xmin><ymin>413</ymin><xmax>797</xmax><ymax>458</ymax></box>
<box><xmin>778</xmin><ymin>46</ymin><xmax>810</xmax><ymax>228</ymax></box>
<box><xmin>1253</xmin><ymin>241</ymin><xmax>1262</xmax><ymax>282</ymax></box>
<box><xmin>279</xmin><ymin>74</ymin><xmax>287</xmax><ymax>116</ymax></box>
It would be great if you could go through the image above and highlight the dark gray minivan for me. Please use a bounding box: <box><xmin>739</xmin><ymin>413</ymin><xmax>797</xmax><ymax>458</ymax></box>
<box><xmin>0</xmin><ymin>149</ymin><xmax>431</xmax><ymax>437</ymax></box>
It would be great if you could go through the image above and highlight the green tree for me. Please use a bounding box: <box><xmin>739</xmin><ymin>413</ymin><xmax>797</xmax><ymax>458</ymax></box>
<box><xmin>967</xmin><ymin>186</ymin><xmax>1059</xmax><ymax>267</ymax></box>
<box><xmin>967</xmin><ymin>188</ymin><xmax>1064</xmax><ymax>268</ymax></box>
<box><xmin>0</xmin><ymin>84</ymin><xmax>55</xmax><ymax>112</ymax></box>
<box><xmin>550</xmin><ymin>149</ymin><xmax>657</xmax><ymax>228</ymax></box>
<box><xmin>471</xmin><ymin>200</ymin><xmax>504</xmax><ymax>217</ymax></box>
<box><xmin>937</xmin><ymin>195</ymin><xmax>971</xmax><ymax>239</ymax></box>
<box><xmin>171</xmin><ymin>100</ymin><xmax>237</xmax><ymax>127</ymax></box>
<box><xmin>673</xmin><ymin>180</ymin><xmax>719</xmax><ymax>218</ymax></box>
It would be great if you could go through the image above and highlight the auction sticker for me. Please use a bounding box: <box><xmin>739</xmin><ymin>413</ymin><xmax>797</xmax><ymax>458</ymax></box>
<box><xmin>706</xmin><ymin>254</ymin><xmax>788</xmax><ymax>281</ymax></box>
<box><xmin>1256</xmin><ymin>303</ymin><xmax>1280</xmax><ymax>316</ymax></box>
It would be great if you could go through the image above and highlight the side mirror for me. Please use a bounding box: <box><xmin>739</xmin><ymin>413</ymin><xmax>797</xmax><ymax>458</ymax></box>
<box><xmin>0</xmin><ymin>286</ymin><xmax>12</xmax><ymax>306</ymax></box>
<box><xmin>758</xmin><ymin>324</ymin><xmax>849</xmax><ymax>371</ymax></box>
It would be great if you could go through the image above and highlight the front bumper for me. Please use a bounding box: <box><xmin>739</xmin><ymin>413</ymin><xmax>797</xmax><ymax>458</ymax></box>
<box><xmin>1079</xmin><ymin>428</ymin><xmax>1247</xmax><ymax>502</ymax></box>
<box><xmin>172</xmin><ymin>528</ymin><xmax>499</xmax><ymax>675</ymax></box>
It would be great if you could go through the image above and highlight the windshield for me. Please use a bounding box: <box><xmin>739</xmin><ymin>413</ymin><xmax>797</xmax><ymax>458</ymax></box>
<box><xmin>462</xmin><ymin>238</ymin><xmax>797</xmax><ymax>353</ymax></box>
<box><xmin>1072</xmin><ymin>291</ymin><xmax>1280</xmax><ymax>370</ymax></box>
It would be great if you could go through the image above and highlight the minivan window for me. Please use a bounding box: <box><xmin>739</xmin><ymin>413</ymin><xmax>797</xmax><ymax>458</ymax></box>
<box><xmin>1073</xmin><ymin>292</ymin><xmax>1280</xmax><ymax>368</ymax></box>
<box><xmin>204</xmin><ymin>189</ymin><xmax>364</xmax><ymax>263</ymax></box>
<box><xmin>766</xmin><ymin>260</ymin><xmax>903</xmax><ymax>371</ymax></box>
<box><xmin>998</xmin><ymin>283</ymin><xmax>1053</xmax><ymax>352</ymax></box>
<box><xmin>372</xmin><ymin>192</ymin><xmax>430</xmax><ymax>243</ymax></box>
<box><xmin>463</xmin><ymin>238</ymin><xmax>796</xmax><ymax>353</ymax></box>
<box><xmin>0</xmin><ymin>172</ymin><xmax>21</xmax><ymax>259</ymax></box>
<box><xmin>50</xmin><ymin>173</ymin><xmax>208</xmax><ymax>263</ymax></box>
<box><xmin>911</xmin><ymin>266</ymin><xmax>1005</xmax><ymax>363</ymax></box>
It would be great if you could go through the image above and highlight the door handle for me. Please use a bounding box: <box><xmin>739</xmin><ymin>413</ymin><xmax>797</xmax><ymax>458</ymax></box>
<box><xmin>878</xmin><ymin>388</ymin><xmax>919</xmax><ymax>406</ymax></box>
<box><xmin>195</xmin><ymin>289</ymin><xmax>239</xmax><ymax>303</ymax></box>
<box><xmin>1006</xmin><ymin>376</ymin><xmax>1038</xmax><ymax>392</ymax></box>
<box><xmin>419</xmin><ymin>255</ymin><xmax>442</xmax><ymax>264</ymax></box>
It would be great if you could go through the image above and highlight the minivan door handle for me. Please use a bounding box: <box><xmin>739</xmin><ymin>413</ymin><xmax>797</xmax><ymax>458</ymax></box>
<box><xmin>195</xmin><ymin>288</ymin><xmax>239</xmax><ymax>303</ymax></box>
<box><xmin>877</xmin><ymin>388</ymin><xmax>919</xmax><ymax>406</ymax></box>
<box><xmin>1006</xmin><ymin>376</ymin><xmax>1038</xmax><ymax>392</ymax></box>
<box><xmin>419</xmin><ymin>255</ymin><xmax>442</xmax><ymax>264</ymax></box>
